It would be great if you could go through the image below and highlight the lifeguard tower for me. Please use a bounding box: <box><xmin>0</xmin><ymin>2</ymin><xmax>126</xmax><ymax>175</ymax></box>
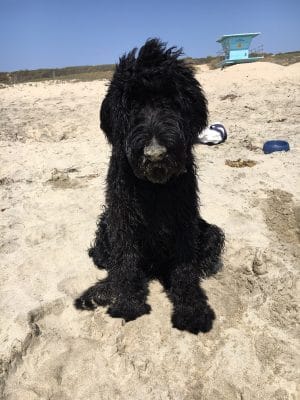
<box><xmin>217</xmin><ymin>32</ymin><xmax>263</xmax><ymax>68</ymax></box>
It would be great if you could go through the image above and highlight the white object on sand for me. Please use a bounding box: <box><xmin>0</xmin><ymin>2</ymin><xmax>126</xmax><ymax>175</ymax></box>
<box><xmin>198</xmin><ymin>122</ymin><xmax>227</xmax><ymax>145</ymax></box>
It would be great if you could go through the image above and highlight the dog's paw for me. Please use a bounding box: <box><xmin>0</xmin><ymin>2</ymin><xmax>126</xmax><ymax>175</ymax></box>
<box><xmin>171</xmin><ymin>303</ymin><xmax>215</xmax><ymax>334</ymax></box>
<box><xmin>107</xmin><ymin>301</ymin><xmax>151</xmax><ymax>322</ymax></box>
<box><xmin>74</xmin><ymin>281</ymin><xmax>113</xmax><ymax>310</ymax></box>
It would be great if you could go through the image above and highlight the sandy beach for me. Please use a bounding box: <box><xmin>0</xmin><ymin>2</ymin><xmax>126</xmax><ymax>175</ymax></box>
<box><xmin>0</xmin><ymin>61</ymin><xmax>299</xmax><ymax>399</ymax></box>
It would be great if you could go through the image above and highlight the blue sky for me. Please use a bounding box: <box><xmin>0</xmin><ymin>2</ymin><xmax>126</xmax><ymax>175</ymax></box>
<box><xmin>0</xmin><ymin>0</ymin><xmax>299</xmax><ymax>71</ymax></box>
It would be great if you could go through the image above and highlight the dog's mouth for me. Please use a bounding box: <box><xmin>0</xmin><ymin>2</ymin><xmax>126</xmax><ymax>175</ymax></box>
<box><xmin>138</xmin><ymin>157</ymin><xmax>185</xmax><ymax>184</ymax></box>
<box><xmin>144</xmin><ymin>162</ymin><xmax>170</xmax><ymax>184</ymax></box>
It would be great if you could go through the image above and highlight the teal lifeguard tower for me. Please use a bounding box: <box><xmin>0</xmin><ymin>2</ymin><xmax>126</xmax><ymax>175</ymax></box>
<box><xmin>217</xmin><ymin>32</ymin><xmax>263</xmax><ymax>68</ymax></box>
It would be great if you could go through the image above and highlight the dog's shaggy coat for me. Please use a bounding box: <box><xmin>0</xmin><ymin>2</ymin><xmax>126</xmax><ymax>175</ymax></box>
<box><xmin>75</xmin><ymin>39</ymin><xmax>224</xmax><ymax>334</ymax></box>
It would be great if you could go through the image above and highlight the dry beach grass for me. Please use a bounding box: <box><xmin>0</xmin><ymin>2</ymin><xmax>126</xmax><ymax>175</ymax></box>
<box><xmin>0</xmin><ymin>62</ymin><xmax>299</xmax><ymax>399</ymax></box>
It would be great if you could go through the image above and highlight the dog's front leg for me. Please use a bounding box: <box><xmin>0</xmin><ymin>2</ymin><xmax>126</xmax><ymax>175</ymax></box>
<box><xmin>106</xmin><ymin>253</ymin><xmax>151</xmax><ymax>322</ymax></box>
<box><xmin>75</xmin><ymin>254</ymin><xmax>150</xmax><ymax>321</ymax></box>
<box><xmin>75</xmin><ymin>277</ymin><xmax>114</xmax><ymax>310</ymax></box>
<box><xmin>162</xmin><ymin>264</ymin><xmax>215</xmax><ymax>334</ymax></box>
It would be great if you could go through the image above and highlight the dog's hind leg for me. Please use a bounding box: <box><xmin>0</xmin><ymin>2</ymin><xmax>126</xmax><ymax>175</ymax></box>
<box><xmin>88</xmin><ymin>209</ymin><xmax>111</xmax><ymax>270</ymax></box>
<box><xmin>196</xmin><ymin>217</ymin><xmax>225</xmax><ymax>277</ymax></box>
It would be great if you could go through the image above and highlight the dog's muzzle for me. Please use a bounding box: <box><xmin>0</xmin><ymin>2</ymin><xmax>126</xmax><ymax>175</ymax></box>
<box><xmin>143</xmin><ymin>137</ymin><xmax>167</xmax><ymax>162</ymax></box>
<box><xmin>141</xmin><ymin>137</ymin><xmax>170</xmax><ymax>183</ymax></box>
<box><xmin>128</xmin><ymin>136</ymin><xmax>185</xmax><ymax>184</ymax></box>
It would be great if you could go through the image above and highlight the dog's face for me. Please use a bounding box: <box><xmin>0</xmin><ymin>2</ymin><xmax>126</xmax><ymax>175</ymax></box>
<box><xmin>100</xmin><ymin>39</ymin><xmax>208</xmax><ymax>184</ymax></box>
<box><xmin>125</xmin><ymin>105</ymin><xmax>187</xmax><ymax>184</ymax></box>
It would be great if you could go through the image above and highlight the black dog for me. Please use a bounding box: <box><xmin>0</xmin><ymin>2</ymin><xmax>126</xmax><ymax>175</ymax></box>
<box><xmin>75</xmin><ymin>39</ymin><xmax>224</xmax><ymax>334</ymax></box>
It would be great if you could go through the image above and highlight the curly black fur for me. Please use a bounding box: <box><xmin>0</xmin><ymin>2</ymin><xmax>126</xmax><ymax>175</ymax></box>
<box><xmin>75</xmin><ymin>39</ymin><xmax>224</xmax><ymax>334</ymax></box>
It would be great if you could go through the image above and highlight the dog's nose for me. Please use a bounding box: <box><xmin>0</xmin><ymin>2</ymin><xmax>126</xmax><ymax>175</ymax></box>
<box><xmin>144</xmin><ymin>137</ymin><xmax>167</xmax><ymax>161</ymax></box>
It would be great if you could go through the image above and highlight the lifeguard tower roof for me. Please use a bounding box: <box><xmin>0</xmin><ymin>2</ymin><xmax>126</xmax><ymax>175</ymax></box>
<box><xmin>217</xmin><ymin>32</ymin><xmax>263</xmax><ymax>68</ymax></box>
<box><xmin>216</xmin><ymin>32</ymin><xmax>261</xmax><ymax>43</ymax></box>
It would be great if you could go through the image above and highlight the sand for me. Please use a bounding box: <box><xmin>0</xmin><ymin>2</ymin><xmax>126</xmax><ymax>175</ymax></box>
<box><xmin>0</xmin><ymin>62</ymin><xmax>299</xmax><ymax>400</ymax></box>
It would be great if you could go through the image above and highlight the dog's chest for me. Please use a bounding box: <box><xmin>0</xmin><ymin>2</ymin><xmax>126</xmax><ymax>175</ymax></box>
<box><xmin>140</xmin><ymin>199</ymin><xmax>178</xmax><ymax>257</ymax></box>
<box><xmin>144</xmin><ymin>221</ymin><xmax>175</xmax><ymax>260</ymax></box>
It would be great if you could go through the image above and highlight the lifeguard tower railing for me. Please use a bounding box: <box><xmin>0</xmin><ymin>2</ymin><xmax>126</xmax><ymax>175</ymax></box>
<box><xmin>217</xmin><ymin>32</ymin><xmax>264</xmax><ymax>68</ymax></box>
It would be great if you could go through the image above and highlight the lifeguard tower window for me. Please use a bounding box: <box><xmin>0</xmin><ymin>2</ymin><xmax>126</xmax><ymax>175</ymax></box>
<box><xmin>217</xmin><ymin>33</ymin><xmax>264</xmax><ymax>68</ymax></box>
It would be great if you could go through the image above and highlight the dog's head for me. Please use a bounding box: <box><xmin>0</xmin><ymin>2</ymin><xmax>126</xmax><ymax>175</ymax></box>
<box><xmin>100</xmin><ymin>38</ymin><xmax>208</xmax><ymax>184</ymax></box>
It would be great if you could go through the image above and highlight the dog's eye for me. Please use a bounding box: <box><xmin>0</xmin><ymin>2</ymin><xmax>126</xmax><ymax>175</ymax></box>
<box><xmin>126</xmin><ymin>133</ymin><xmax>146</xmax><ymax>152</ymax></box>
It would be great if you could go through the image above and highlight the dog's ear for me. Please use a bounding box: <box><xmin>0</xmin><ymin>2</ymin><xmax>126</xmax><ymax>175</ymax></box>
<box><xmin>100</xmin><ymin>95</ymin><xmax>113</xmax><ymax>143</ymax></box>
<box><xmin>187</xmin><ymin>80</ymin><xmax>208</xmax><ymax>138</ymax></box>
<box><xmin>100</xmin><ymin>96</ymin><xmax>112</xmax><ymax>143</ymax></box>
<box><xmin>100</xmin><ymin>92</ymin><xmax>130</xmax><ymax>146</ymax></box>
<box><xmin>100</xmin><ymin>49</ymin><xmax>137</xmax><ymax>145</ymax></box>
<box><xmin>176</xmin><ymin>67</ymin><xmax>208</xmax><ymax>143</ymax></box>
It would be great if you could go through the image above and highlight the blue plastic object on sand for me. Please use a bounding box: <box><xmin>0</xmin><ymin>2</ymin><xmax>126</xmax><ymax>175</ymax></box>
<box><xmin>263</xmin><ymin>140</ymin><xmax>290</xmax><ymax>154</ymax></box>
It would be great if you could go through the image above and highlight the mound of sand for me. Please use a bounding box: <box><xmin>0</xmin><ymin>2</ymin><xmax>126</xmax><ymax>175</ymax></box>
<box><xmin>0</xmin><ymin>62</ymin><xmax>299</xmax><ymax>400</ymax></box>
